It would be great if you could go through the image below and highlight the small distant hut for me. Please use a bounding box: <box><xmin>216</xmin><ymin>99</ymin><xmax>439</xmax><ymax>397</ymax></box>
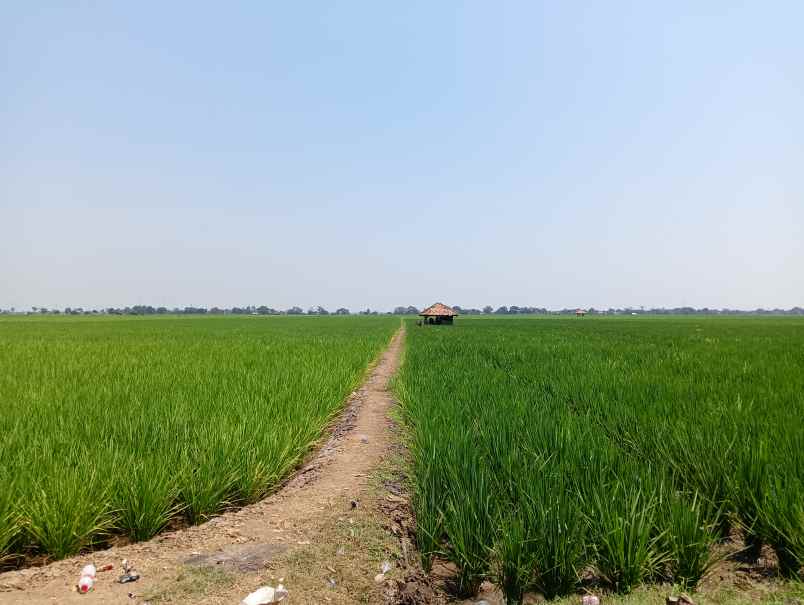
<box><xmin>575</xmin><ymin>309</ymin><xmax>587</xmax><ymax>317</ymax></box>
<box><xmin>419</xmin><ymin>302</ymin><xmax>458</xmax><ymax>325</ymax></box>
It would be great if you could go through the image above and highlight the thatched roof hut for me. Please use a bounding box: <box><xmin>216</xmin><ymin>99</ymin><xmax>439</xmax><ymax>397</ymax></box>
<box><xmin>419</xmin><ymin>302</ymin><xmax>458</xmax><ymax>325</ymax></box>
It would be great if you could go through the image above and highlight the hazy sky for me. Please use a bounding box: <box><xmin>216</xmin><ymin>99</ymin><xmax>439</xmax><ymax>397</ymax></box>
<box><xmin>2</xmin><ymin>2</ymin><xmax>802</xmax><ymax>311</ymax></box>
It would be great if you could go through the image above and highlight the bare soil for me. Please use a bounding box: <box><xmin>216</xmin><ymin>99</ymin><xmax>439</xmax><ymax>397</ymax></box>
<box><xmin>0</xmin><ymin>327</ymin><xmax>409</xmax><ymax>605</ymax></box>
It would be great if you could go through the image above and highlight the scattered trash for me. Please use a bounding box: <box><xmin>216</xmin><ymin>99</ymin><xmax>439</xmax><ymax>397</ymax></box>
<box><xmin>240</xmin><ymin>584</ymin><xmax>289</xmax><ymax>605</ymax></box>
<box><xmin>98</xmin><ymin>563</ymin><xmax>114</xmax><ymax>572</ymax></box>
<box><xmin>77</xmin><ymin>564</ymin><xmax>96</xmax><ymax>593</ymax></box>
<box><xmin>350</xmin><ymin>499</ymin><xmax>359</xmax><ymax>509</ymax></box>
<box><xmin>81</xmin><ymin>564</ymin><xmax>97</xmax><ymax>578</ymax></box>
<box><xmin>475</xmin><ymin>600</ymin><xmax>490</xmax><ymax>605</ymax></box>
<box><xmin>118</xmin><ymin>559</ymin><xmax>141</xmax><ymax>584</ymax></box>
<box><xmin>358</xmin><ymin>434</ymin><xmax>369</xmax><ymax>444</ymax></box>
<box><xmin>327</xmin><ymin>577</ymin><xmax>336</xmax><ymax>588</ymax></box>
<box><xmin>119</xmin><ymin>572</ymin><xmax>140</xmax><ymax>584</ymax></box>
<box><xmin>666</xmin><ymin>596</ymin><xmax>695</xmax><ymax>605</ymax></box>
<box><xmin>582</xmin><ymin>596</ymin><xmax>600</xmax><ymax>605</ymax></box>
<box><xmin>373</xmin><ymin>560</ymin><xmax>393</xmax><ymax>584</ymax></box>
<box><xmin>336</xmin><ymin>546</ymin><xmax>345</xmax><ymax>556</ymax></box>
<box><xmin>77</xmin><ymin>575</ymin><xmax>94</xmax><ymax>593</ymax></box>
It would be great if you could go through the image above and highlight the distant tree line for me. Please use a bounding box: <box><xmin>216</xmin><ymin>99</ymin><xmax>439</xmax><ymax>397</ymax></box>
<box><xmin>0</xmin><ymin>305</ymin><xmax>420</xmax><ymax>316</ymax></box>
<box><xmin>1</xmin><ymin>305</ymin><xmax>802</xmax><ymax>316</ymax></box>
<box><xmin>553</xmin><ymin>306</ymin><xmax>804</xmax><ymax>316</ymax></box>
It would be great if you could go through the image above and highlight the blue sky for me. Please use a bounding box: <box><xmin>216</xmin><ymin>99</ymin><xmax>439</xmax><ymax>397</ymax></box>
<box><xmin>2</xmin><ymin>2</ymin><xmax>802</xmax><ymax>311</ymax></box>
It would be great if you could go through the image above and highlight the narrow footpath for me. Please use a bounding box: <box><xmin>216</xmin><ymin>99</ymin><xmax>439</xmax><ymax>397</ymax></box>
<box><xmin>0</xmin><ymin>327</ymin><xmax>410</xmax><ymax>605</ymax></box>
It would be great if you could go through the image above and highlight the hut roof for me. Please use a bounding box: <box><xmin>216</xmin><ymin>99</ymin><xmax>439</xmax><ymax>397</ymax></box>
<box><xmin>419</xmin><ymin>303</ymin><xmax>458</xmax><ymax>317</ymax></box>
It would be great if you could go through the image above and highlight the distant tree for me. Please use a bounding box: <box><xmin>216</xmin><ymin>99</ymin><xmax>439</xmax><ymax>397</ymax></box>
<box><xmin>317</xmin><ymin>306</ymin><xmax>330</xmax><ymax>315</ymax></box>
<box><xmin>483</xmin><ymin>306</ymin><xmax>493</xmax><ymax>314</ymax></box>
<box><xmin>494</xmin><ymin>306</ymin><xmax>508</xmax><ymax>314</ymax></box>
<box><xmin>286</xmin><ymin>306</ymin><xmax>303</xmax><ymax>315</ymax></box>
<box><xmin>334</xmin><ymin>308</ymin><xmax>350</xmax><ymax>315</ymax></box>
<box><xmin>130</xmin><ymin>305</ymin><xmax>156</xmax><ymax>315</ymax></box>
<box><xmin>393</xmin><ymin>306</ymin><xmax>420</xmax><ymax>315</ymax></box>
<box><xmin>182</xmin><ymin>306</ymin><xmax>207</xmax><ymax>314</ymax></box>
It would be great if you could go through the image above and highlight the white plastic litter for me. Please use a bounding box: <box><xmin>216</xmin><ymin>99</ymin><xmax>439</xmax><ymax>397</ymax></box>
<box><xmin>582</xmin><ymin>596</ymin><xmax>600</xmax><ymax>605</ymax></box>
<box><xmin>77</xmin><ymin>575</ymin><xmax>94</xmax><ymax>593</ymax></box>
<box><xmin>77</xmin><ymin>564</ymin><xmax>97</xmax><ymax>593</ymax></box>
<box><xmin>81</xmin><ymin>564</ymin><xmax>97</xmax><ymax>578</ymax></box>
<box><xmin>381</xmin><ymin>560</ymin><xmax>392</xmax><ymax>574</ymax></box>
<box><xmin>240</xmin><ymin>585</ymin><xmax>289</xmax><ymax>605</ymax></box>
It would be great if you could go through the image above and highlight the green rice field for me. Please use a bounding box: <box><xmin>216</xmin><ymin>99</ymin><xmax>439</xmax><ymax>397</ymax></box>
<box><xmin>396</xmin><ymin>316</ymin><xmax>804</xmax><ymax>603</ymax></box>
<box><xmin>0</xmin><ymin>315</ymin><xmax>398</xmax><ymax>563</ymax></box>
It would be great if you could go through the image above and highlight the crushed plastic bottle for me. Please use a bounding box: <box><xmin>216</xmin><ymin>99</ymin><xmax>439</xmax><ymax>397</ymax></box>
<box><xmin>81</xmin><ymin>564</ymin><xmax>97</xmax><ymax>578</ymax></box>
<box><xmin>240</xmin><ymin>584</ymin><xmax>289</xmax><ymax>605</ymax></box>
<box><xmin>77</xmin><ymin>575</ymin><xmax>94</xmax><ymax>593</ymax></box>
<box><xmin>77</xmin><ymin>564</ymin><xmax>97</xmax><ymax>593</ymax></box>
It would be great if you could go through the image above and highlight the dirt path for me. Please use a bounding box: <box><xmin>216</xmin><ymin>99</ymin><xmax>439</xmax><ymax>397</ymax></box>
<box><xmin>0</xmin><ymin>327</ymin><xmax>408</xmax><ymax>605</ymax></box>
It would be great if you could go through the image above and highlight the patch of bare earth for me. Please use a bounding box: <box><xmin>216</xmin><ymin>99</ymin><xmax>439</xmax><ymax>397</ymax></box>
<box><xmin>0</xmin><ymin>328</ymin><xmax>418</xmax><ymax>605</ymax></box>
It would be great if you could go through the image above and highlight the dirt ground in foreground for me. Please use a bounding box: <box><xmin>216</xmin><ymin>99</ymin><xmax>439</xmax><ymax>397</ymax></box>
<box><xmin>0</xmin><ymin>327</ymin><xmax>414</xmax><ymax>605</ymax></box>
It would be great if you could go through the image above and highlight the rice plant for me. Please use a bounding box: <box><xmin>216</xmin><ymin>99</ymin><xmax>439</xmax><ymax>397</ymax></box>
<box><xmin>396</xmin><ymin>315</ymin><xmax>804</xmax><ymax>602</ymax></box>
<box><xmin>758</xmin><ymin>477</ymin><xmax>804</xmax><ymax>578</ymax></box>
<box><xmin>660</xmin><ymin>490</ymin><xmax>721</xmax><ymax>588</ymax></box>
<box><xmin>586</xmin><ymin>481</ymin><xmax>666</xmax><ymax>593</ymax></box>
<box><xmin>0</xmin><ymin>315</ymin><xmax>398</xmax><ymax>563</ymax></box>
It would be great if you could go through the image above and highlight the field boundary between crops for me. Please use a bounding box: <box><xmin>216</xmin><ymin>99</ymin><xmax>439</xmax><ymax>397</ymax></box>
<box><xmin>262</xmin><ymin>322</ymin><xmax>406</xmax><ymax>496</ymax></box>
<box><xmin>0</xmin><ymin>324</ymin><xmax>411</xmax><ymax>604</ymax></box>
